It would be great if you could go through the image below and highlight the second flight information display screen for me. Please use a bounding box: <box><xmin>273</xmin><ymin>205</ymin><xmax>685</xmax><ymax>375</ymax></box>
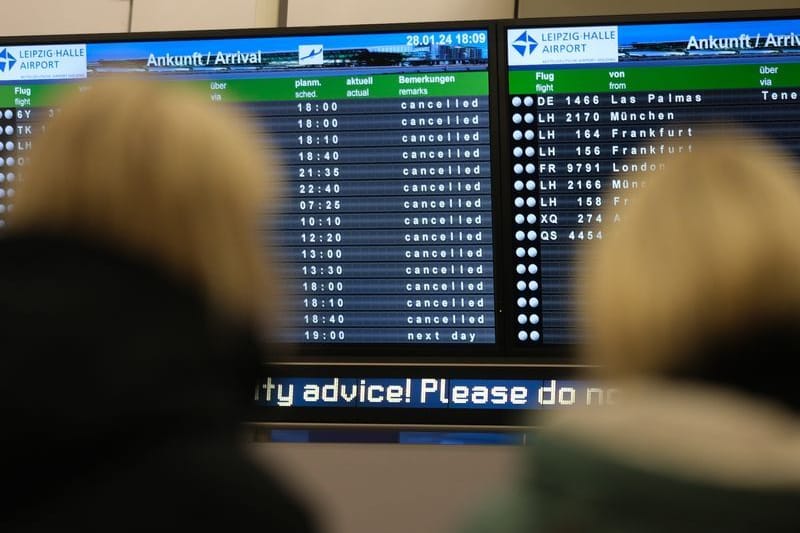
<box><xmin>505</xmin><ymin>15</ymin><xmax>800</xmax><ymax>345</ymax></box>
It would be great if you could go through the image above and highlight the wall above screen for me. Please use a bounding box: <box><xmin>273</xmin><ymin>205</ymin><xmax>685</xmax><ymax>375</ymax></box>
<box><xmin>286</xmin><ymin>0</ymin><xmax>514</xmax><ymax>27</ymax></box>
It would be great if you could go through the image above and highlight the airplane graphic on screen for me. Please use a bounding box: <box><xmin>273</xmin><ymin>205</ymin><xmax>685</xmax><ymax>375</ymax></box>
<box><xmin>298</xmin><ymin>45</ymin><xmax>323</xmax><ymax>65</ymax></box>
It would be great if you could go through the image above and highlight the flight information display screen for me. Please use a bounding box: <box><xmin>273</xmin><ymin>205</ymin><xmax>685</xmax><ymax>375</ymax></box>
<box><xmin>0</xmin><ymin>25</ymin><xmax>497</xmax><ymax>346</ymax></box>
<box><xmin>2</xmin><ymin>11</ymin><xmax>799</xmax><ymax>359</ymax></box>
<box><xmin>504</xmin><ymin>14</ymin><xmax>800</xmax><ymax>345</ymax></box>
<box><xmin>4</xmin><ymin>12</ymin><xmax>800</xmax><ymax>429</ymax></box>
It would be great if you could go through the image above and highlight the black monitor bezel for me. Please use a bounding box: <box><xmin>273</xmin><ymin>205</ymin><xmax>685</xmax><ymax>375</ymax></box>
<box><xmin>4</xmin><ymin>9</ymin><xmax>800</xmax><ymax>428</ymax></box>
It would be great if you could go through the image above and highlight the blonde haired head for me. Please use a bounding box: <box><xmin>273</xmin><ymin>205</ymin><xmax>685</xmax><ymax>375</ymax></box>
<box><xmin>9</xmin><ymin>77</ymin><xmax>277</xmax><ymax>325</ymax></box>
<box><xmin>582</xmin><ymin>129</ymin><xmax>800</xmax><ymax>378</ymax></box>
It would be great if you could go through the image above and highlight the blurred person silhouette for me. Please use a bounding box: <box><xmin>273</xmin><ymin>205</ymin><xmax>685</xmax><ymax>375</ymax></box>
<box><xmin>463</xmin><ymin>130</ymin><xmax>800</xmax><ymax>533</ymax></box>
<box><xmin>0</xmin><ymin>78</ymin><xmax>316</xmax><ymax>532</ymax></box>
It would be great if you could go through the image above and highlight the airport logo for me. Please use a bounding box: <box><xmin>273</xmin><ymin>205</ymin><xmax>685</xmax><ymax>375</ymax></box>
<box><xmin>508</xmin><ymin>26</ymin><xmax>619</xmax><ymax>66</ymax></box>
<box><xmin>298</xmin><ymin>44</ymin><xmax>324</xmax><ymax>66</ymax></box>
<box><xmin>0</xmin><ymin>49</ymin><xmax>17</xmax><ymax>72</ymax></box>
<box><xmin>511</xmin><ymin>32</ymin><xmax>538</xmax><ymax>57</ymax></box>
<box><xmin>0</xmin><ymin>44</ymin><xmax>87</xmax><ymax>81</ymax></box>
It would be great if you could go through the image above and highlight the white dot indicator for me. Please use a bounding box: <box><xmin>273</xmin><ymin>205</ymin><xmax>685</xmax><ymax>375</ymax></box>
<box><xmin>7</xmin><ymin>172</ymin><xmax>14</xmax><ymax>182</ymax></box>
<box><xmin>512</xmin><ymin>113</ymin><xmax>522</xmax><ymax>124</ymax></box>
<box><xmin>513</xmin><ymin>180</ymin><xmax>524</xmax><ymax>191</ymax></box>
<box><xmin>526</xmin><ymin>180</ymin><xmax>536</xmax><ymax>191</ymax></box>
<box><xmin>514</xmin><ymin>214</ymin><xmax>525</xmax><ymax>224</ymax></box>
<box><xmin>527</xmin><ymin>214</ymin><xmax>536</xmax><ymax>224</ymax></box>
<box><xmin>0</xmin><ymin>173</ymin><xmax>4</xmax><ymax>182</ymax></box>
<box><xmin>512</xmin><ymin>130</ymin><xmax>523</xmax><ymax>141</ymax></box>
<box><xmin>0</xmin><ymin>220</ymin><xmax>5</xmax><ymax>228</ymax></box>
<box><xmin>529</xmin><ymin>297</ymin><xmax>540</xmax><ymax>307</ymax></box>
<box><xmin>7</xmin><ymin>188</ymin><xmax>13</xmax><ymax>197</ymax></box>
<box><xmin>528</xmin><ymin>264</ymin><xmax>538</xmax><ymax>275</ymax></box>
<box><xmin>527</xmin><ymin>230</ymin><xmax>537</xmax><ymax>240</ymax></box>
<box><xmin>530</xmin><ymin>314</ymin><xmax>540</xmax><ymax>325</ymax></box>
<box><xmin>514</xmin><ymin>197</ymin><xmax>524</xmax><ymax>208</ymax></box>
<box><xmin>517</xmin><ymin>297</ymin><xmax>527</xmax><ymax>308</ymax></box>
<box><xmin>525</xmin><ymin>163</ymin><xmax>535</xmax><ymax>174</ymax></box>
<box><xmin>513</xmin><ymin>147</ymin><xmax>523</xmax><ymax>158</ymax></box>
<box><xmin>513</xmin><ymin>163</ymin><xmax>524</xmax><ymax>174</ymax></box>
<box><xmin>516</xmin><ymin>280</ymin><xmax>527</xmax><ymax>291</ymax></box>
<box><xmin>530</xmin><ymin>331</ymin><xmax>541</xmax><ymax>341</ymax></box>
<box><xmin>518</xmin><ymin>331</ymin><xmax>529</xmax><ymax>341</ymax></box>
<box><xmin>4</xmin><ymin>126</ymin><xmax>12</xmax><ymax>135</ymax></box>
<box><xmin>516</xmin><ymin>264</ymin><xmax>526</xmax><ymax>274</ymax></box>
<box><xmin>4</xmin><ymin>110</ymin><xmax>12</xmax><ymax>120</ymax></box>
<box><xmin>525</xmin><ymin>146</ymin><xmax>535</xmax><ymax>157</ymax></box>
<box><xmin>517</xmin><ymin>314</ymin><xmax>528</xmax><ymax>325</ymax></box>
<box><xmin>525</xmin><ymin>130</ymin><xmax>535</xmax><ymax>140</ymax></box>
<box><xmin>523</xmin><ymin>96</ymin><xmax>534</xmax><ymax>106</ymax></box>
<box><xmin>0</xmin><ymin>189</ymin><xmax>5</xmax><ymax>198</ymax></box>
<box><xmin>524</xmin><ymin>113</ymin><xmax>534</xmax><ymax>123</ymax></box>
<box><xmin>528</xmin><ymin>280</ymin><xmax>539</xmax><ymax>291</ymax></box>
<box><xmin>0</xmin><ymin>144</ymin><xmax>3</xmax><ymax>152</ymax></box>
<box><xmin>5</xmin><ymin>157</ymin><xmax>13</xmax><ymax>167</ymax></box>
<box><xmin>4</xmin><ymin>141</ymin><xmax>12</xmax><ymax>151</ymax></box>
<box><xmin>0</xmin><ymin>159</ymin><xmax>4</xmax><ymax>168</ymax></box>
<box><xmin>515</xmin><ymin>230</ymin><xmax>525</xmax><ymax>241</ymax></box>
<box><xmin>0</xmin><ymin>205</ymin><xmax>5</xmax><ymax>214</ymax></box>
<box><xmin>511</xmin><ymin>96</ymin><xmax>522</xmax><ymax>107</ymax></box>
<box><xmin>527</xmin><ymin>247</ymin><xmax>538</xmax><ymax>257</ymax></box>
<box><xmin>526</xmin><ymin>197</ymin><xmax>536</xmax><ymax>207</ymax></box>
<box><xmin>515</xmin><ymin>247</ymin><xmax>526</xmax><ymax>258</ymax></box>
